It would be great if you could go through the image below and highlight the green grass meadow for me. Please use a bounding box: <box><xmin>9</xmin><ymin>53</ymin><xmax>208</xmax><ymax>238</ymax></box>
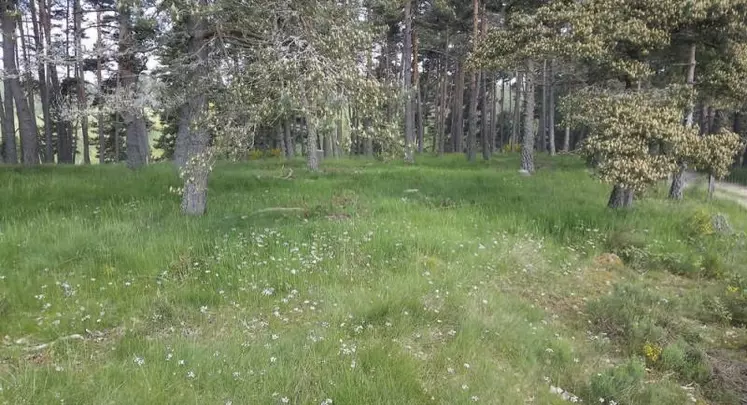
<box><xmin>0</xmin><ymin>154</ymin><xmax>746</xmax><ymax>404</ymax></box>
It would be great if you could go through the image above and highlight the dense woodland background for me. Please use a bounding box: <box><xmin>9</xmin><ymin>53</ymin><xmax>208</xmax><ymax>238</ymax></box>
<box><xmin>2</xmin><ymin>0</ymin><xmax>747</xmax><ymax>214</ymax></box>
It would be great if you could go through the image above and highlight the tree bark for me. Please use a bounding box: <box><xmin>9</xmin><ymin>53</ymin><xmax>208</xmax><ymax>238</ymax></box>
<box><xmin>412</xmin><ymin>25</ymin><xmax>423</xmax><ymax>154</ymax></box>
<box><xmin>669</xmin><ymin>43</ymin><xmax>697</xmax><ymax>200</ymax></box>
<box><xmin>119</xmin><ymin>4</ymin><xmax>149</xmax><ymax>169</ymax></box>
<box><xmin>520</xmin><ymin>60</ymin><xmax>535</xmax><ymax>173</ymax></box>
<box><xmin>548</xmin><ymin>60</ymin><xmax>556</xmax><ymax>156</ymax></box>
<box><xmin>538</xmin><ymin>59</ymin><xmax>547</xmax><ymax>153</ymax></box>
<box><xmin>306</xmin><ymin>113</ymin><xmax>319</xmax><ymax>171</ymax></box>
<box><xmin>1</xmin><ymin>26</ymin><xmax>17</xmax><ymax>164</ymax></box>
<box><xmin>96</xmin><ymin>4</ymin><xmax>104</xmax><ymax>164</ymax></box>
<box><xmin>498</xmin><ymin>78</ymin><xmax>505</xmax><ymax>149</ymax></box>
<box><xmin>74</xmin><ymin>0</ymin><xmax>89</xmax><ymax>164</ymax></box>
<box><xmin>179</xmin><ymin>0</ymin><xmax>210</xmax><ymax>215</ymax></box>
<box><xmin>466</xmin><ymin>0</ymin><xmax>479</xmax><ymax>161</ymax></box>
<box><xmin>608</xmin><ymin>185</ymin><xmax>634</xmax><ymax>209</ymax></box>
<box><xmin>402</xmin><ymin>0</ymin><xmax>415</xmax><ymax>163</ymax></box>
<box><xmin>3</xmin><ymin>0</ymin><xmax>39</xmax><ymax>165</ymax></box>
<box><xmin>29</xmin><ymin>0</ymin><xmax>53</xmax><ymax>163</ymax></box>
<box><xmin>277</xmin><ymin>124</ymin><xmax>286</xmax><ymax>158</ymax></box>
<box><xmin>41</xmin><ymin>0</ymin><xmax>70</xmax><ymax>163</ymax></box>
<box><xmin>481</xmin><ymin>73</ymin><xmax>490</xmax><ymax>160</ymax></box>
<box><xmin>284</xmin><ymin>119</ymin><xmax>294</xmax><ymax>158</ymax></box>
<box><xmin>511</xmin><ymin>71</ymin><xmax>522</xmax><ymax>149</ymax></box>
<box><xmin>452</xmin><ymin>61</ymin><xmax>465</xmax><ymax>153</ymax></box>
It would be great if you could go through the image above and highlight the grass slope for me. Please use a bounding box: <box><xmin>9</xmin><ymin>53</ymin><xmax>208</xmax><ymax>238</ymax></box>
<box><xmin>0</xmin><ymin>154</ymin><xmax>745</xmax><ymax>405</ymax></box>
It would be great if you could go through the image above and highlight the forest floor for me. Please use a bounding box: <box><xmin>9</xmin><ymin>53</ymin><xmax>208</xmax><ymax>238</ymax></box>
<box><xmin>0</xmin><ymin>154</ymin><xmax>746</xmax><ymax>405</ymax></box>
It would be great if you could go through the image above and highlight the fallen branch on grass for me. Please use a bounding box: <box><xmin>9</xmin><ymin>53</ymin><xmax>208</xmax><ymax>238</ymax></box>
<box><xmin>24</xmin><ymin>333</ymin><xmax>85</xmax><ymax>352</ymax></box>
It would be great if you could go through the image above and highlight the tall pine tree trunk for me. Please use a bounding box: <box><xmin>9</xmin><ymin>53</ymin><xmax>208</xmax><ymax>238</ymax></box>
<box><xmin>96</xmin><ymin>5</ymin><xmax>105</xmax><ymax>163</ymax></box>
<box><xmin>538</xmin><ymin>59</ymin><xmax>547</xmax><ymax>153</ymax></box>
<box><xmin>402</xmin><ymin>0</ymin><xmax>414</xmax><ymax>163</ymax></box>
<box><xmin>1</xmin><ymin>12</ymin><xmax>17</xmax><ymax>164</ymax></box>
<box><xmin>119</xmin><ymin>4</ymin><xmax>149</xmax><ymax>169</ymax></box>
<box><xmin>669</xmin><ymin>44</ymin><xmax>697</xmax><ymax>200</ymax></box>
<box><xmin>548</xmin><ymin>60</ymin><xmax>556</xmax><ymax>155</ymax></box>
<box><xmin>29</xmin><ymin>0</ymin><xmax>53</xmax><ymax>163</ymax></box>
<box><xmin>180</xmin><ymin>0</ymin><xmax>210</xmax><ymax>215</ymax></box>
<box><xmin>42</xmin><ymin>0</ymin><xmax>69</xmax><ymax>163</ymax></box>
<box><xmin>74</xmin><ymin>0</ymin><xmax>89</xmax><ymax>164</ymax></box>
<box><xmin>520</xmin><ymin>60</ymin><xmax>535</xmax><ymax>173</ymax></box>
<box><xmin>3</xmin><ymin>0</ymin><xmax>39</xmax><ymax>165</ymax></box>
<box><xmin>412</xmin><ymin>26</ymin><xmax>424</xmax><ymax>154</ymax></box>
<box><xmin>511</xmin><ymin>71</ymin><xmax>522</xmax><ymax>148</ymax></box>
<box><xmin>466</xmin><ymin>0</ymin><xmax>479</xmax><ymax>161</ymax></box>
<box><xmin>452</xmin><ymin>61</ymin><xmax>465</xmax><ymax>153</ymax></box>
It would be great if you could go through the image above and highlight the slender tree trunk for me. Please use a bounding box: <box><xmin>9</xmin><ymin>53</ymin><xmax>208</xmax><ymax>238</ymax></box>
<box><xmin>1</xmin><ymin>15</ymin><xmax>17</xmax><ymax>164</ymax></box>
<box><xmin>465</xmin><ymin>0</ymin><xmax>479</xmax><ymax>161</ymax></box>
<box><xmin>520</xmin><ymin>60</ymin><xmax>535</xmax><ymax>173</ymax></box>
<box><xmin>322</xmin><ymin>128</ymin><xmax>331</xmax><ymax>158</ymax></box>
<box><xmin>95</xmin><ymin>5</ymin><xmax>105</xmax><ymax>163</ymax></box>
<box><xmin>548</xmin><ymin>60</ymin><xmax>556</xmax><ymax>155</ymax></box>
<box><xmin>412</xmin><ymin>25</ymin><xmax>424</xmax><ymax>153</ymax></box>
<box><xmin>284</xmin><ymin>119</ymin><xmax>294</xmax><ymax>158</ymax></box>
<box><xmin>3</xmin><ymin>0</ymin><xmax>39</xmax><ymax>165</ymax></box>
<box><xmin>538</xmin><ymin>59</ymin><xmax>547</xmax><ymax>153</ymax></box>
<box><xmin>74</xmin><ymin>0</ymin><xmax>89</xmax><ymax>164</ymax></box>
<box><xmin>438</xmin><ymin>30</ymin><xmax>449</xmax><ymax>156</ymax></box>
<box><xmin>481</xmin><ymin>73</ymin><xmax>490</xmax><ymax>160</ymax></box>
<box><xmin>29</xmin><ymin>0</ymin><xmax>53</xmax><ymax>163</ymax></box>
<box><xmin>41</xmin><ymin>0</ymin><xmax>68</xmax><ymax>163</ymax></box>
<box><xmin>402</xmin><ymin>0</ymin><xmax>414</xmax><ymax>163</ymax></box>
<box><xmin>452</xmin><ymin>61</ymin><xmax>465</xmax><ymax>154</ymax></box>
<box><xmin>276</xmin><ymin>124</ymin><xmax>286</xmax><ymax>158</ymax></box>
<box><xmin>511</xmin><ymin>71</ymin><xmax>522</xmax><ymax>148</ymax></box>
<box><xmin>17</xmin><ymin>12</ymin><xmax>37</xmax><ymax>135</ymax></box>
<box><xmin>498</xmin><ymin>78</ymin><xmax>505</xmax><ymax>149</ymax></box>
<box><xmin>669</xmin><ymin>44</ymin><xmax>697</xmax><ymax>200</ymax></box>
<box><xmin>563</xmin><ymin>126</ymin><xmax>570</xmax><ymax>152</ymax></box>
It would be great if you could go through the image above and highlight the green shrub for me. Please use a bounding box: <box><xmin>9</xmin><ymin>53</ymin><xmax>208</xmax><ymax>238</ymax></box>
<box><xmin>605</xmin><ymin>229</ymin><xmax>650</xmax><ymax>269</ymax></box>
<box><xmin>587</xmin><ymin>284</ymin><xmax>671</xmax><ymax>352</ymax></box>
<box><xmin>659</xmin><ymin>340</ymin><xmax>712</xmax><ymax>383</ymax></box>
<box><xmin>587</xmin><ymin>359</ymin><xmax>645</xmax><ymax>404</ymax></box>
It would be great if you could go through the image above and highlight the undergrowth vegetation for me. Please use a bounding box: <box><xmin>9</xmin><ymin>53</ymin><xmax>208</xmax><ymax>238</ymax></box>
<box><xmin>0</xmin><ymin>154</ymin><xmax>745</xmax><ymax>404</ymax></box>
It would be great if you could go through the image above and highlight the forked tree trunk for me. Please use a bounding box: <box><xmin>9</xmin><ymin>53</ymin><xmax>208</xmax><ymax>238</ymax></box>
<box><xmin>520</xmin><ymin>59</ymin><xmax>535</xmax><ymax>173</ymax></box>
<box><xmin>669</xmin><ymin>43</ymin><xmax>697</xmax><ymax>200</ymax></box>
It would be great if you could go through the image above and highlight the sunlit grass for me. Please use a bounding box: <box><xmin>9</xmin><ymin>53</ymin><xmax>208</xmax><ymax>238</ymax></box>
<box><xmin>0</xmin><ymin>154</ymin><xmax>745</xmax><ymax>404</ymax></box>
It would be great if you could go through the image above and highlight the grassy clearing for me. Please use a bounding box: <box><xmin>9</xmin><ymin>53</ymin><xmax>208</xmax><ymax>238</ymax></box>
<box><xmin>0</xmin><ymin>154</ymin><xmax>746</xmax><ymax>405</ymax></box>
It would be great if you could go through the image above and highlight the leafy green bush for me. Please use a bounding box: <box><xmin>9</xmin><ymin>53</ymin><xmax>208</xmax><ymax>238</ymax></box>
<box><xmin>659</xmin><ymin>339</ymin><xmax>712</xmax><ymax>383</ymax></box>
<box><xmin>587</xmin><ymin>284</ymin><xmax>671</xmax><ymax>352</ymax></box>
<box><xmin>587</xmin><ymin>359</ymin><xmax>645</xmax><ymax>404</ymax></box>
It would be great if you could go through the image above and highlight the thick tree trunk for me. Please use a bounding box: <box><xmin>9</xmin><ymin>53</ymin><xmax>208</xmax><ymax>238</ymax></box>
<box><xmin>520</xmin><ymin>60</ymin><xmax>535</xmax><ymax>173</ymax></box>
<box><xmin>29</xmin><ymin>0</ymin><xmax>53</xmax><ymax>163</ymax></box>
<box><xmin>608</xmin><ymin>185</ymin><xmax>634</xmax><ymax>209</ymax></box>
<box><xmin>452</xmin><ymin>61</ymin><xmax>465</xmax><ymax>153</ymax></box>
<box><xmin>306</xmin><ymin>114</ymin><xmax>319</xmax><ymax>171</ymax></box>
<box><xmin>3</xmin><ymin>0</ymin><xmax>39</xmax><ymax>165</ymax></box>
<box><xmin>669</xmin><ymin>44</ymin><xmax>697</xmax><ymax>200</ymax></box>
<box><xmin>322</xmin><ymin>129</ymin><xmax>332</xmax><ymax>158</ymax></box>
<box><xmin>74</xmin><ymin>0</ymin><xmax>89</xmax><ymax>164</ymax></box>
<box><xmin>402</xmin><ymin>0</ymin><xmax>414</xmax><ymax>163</ymax></box>
<box><xmin>1</xmin><ymin>64</ymin><xmax>17</xmax><ymax>163</ymax></box>
<box><xmin>179</xmin><ymin>0</ymin><xmax>211</xmax><ymax>215</ymax></box>
<box><xmin>119</xmin><ymin>5</ymin><xmax>149</xmax><ymax>169</ymax></box>
<box><xmin>284</xmin><ymin>119</ymin><xmax>294</xmax><ymax>158</ymax></box>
